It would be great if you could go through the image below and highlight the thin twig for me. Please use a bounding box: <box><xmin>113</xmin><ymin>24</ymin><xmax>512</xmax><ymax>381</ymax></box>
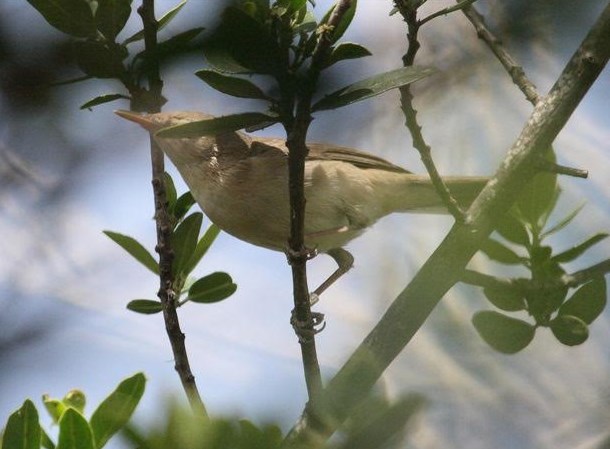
<box><xmin>535</xmin><ymin>158</ymin><xmax>589</xmax><ymax>178</ymax></box>
<box><xmin>395</xmin><ymin>2</ymin><xmax>466</xmax><ymax>221</ymax></box>
<box><xmin>461</xmin><ymin>4</ymin><xmax>541</xmax><ymax>106</ymax></box>
<box><xmin>284</xmin><ymin>4</ymin><xmax>610</xmax><ymax>446</ymax></box>
<box><xmin>137</xmin><ymin>0</ymin><xmax>207</xmax><ymax>418</ymax></box>
<box><xmin>418</xmin><ymin>0</ymin><xmax>478</xmax><ymax>27</ymax></box>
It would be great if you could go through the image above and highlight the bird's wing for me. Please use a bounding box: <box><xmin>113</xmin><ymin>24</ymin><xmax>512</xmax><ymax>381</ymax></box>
<box><xmin>250</xmin><ymin>138</ymin><xmax>410</xmax><ymax>173</ymax></box>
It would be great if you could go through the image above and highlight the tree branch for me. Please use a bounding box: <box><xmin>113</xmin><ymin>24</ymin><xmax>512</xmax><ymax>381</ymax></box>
<box><xmin>285</xmin><ymin>4</ymin><xmax>610</xmax><ymax>445</ymax></box>
<box><xmin>461</xmin><ymin>4</ymin><xmax>541</xmax><ymax>106</ymax></box>
<box><xmin>137</xmin><ymin>0</ymin><xmax>207</xmax><ymax>418</ymax></box>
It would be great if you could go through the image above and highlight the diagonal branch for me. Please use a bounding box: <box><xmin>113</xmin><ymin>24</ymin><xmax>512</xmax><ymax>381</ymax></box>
<box><xmin>285</xmin><ymin>4</ymin><xmax>610</xmax><ymax>445</ymax></box>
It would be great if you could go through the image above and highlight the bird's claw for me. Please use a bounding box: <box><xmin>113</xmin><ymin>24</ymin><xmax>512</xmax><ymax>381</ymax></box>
<box><xmin>290</xmin><ymin>310</ymin><xmax>326</xmax><ymax>343</ymax></box>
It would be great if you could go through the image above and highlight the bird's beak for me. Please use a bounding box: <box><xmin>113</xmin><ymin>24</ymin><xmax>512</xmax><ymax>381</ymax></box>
<box><xmin>115</xmin><ymin>110</ymin><xmax>156</xmax><ymax>131</ymax></box>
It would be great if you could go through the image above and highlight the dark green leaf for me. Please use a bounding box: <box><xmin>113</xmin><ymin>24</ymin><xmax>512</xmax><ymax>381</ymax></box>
<box><xmin>203</xmin><ymin>43</ymin><xmax>252</xmax><ymax>74</ymax></box>
<box><xmin>195</xmin><ymin>70</ymin><xmax>269</xmax><ymax>100</ymax></box>
<box><xmin>96</xmin><ymin>0</ymin><xmax>132</xmax><ymax>41</ymax></box>
<box><xmin>26</xmin><ymin>0</ymin><xmax>95</xmax><ymax>37</ymax></box>
<box><xmin>320</xmin><ymin>0</ymin><xmax>357</xmax><ymax>43</ymax></box>
<box><xmin>324</xmin><ymin>42</ymin><xmax>371</xmax><ymax>68</ymax></box>
<box><xmin>154</xmin><ymin>27</ymin><xmax>205</xmax><ymax>58</ymax></box>
<box><xmin>41</xmin><ymin>428</ymin><xmax>56</xmax><ymax>449</ymax></box>
<box><xmin>293</xmin><ymin>9</ymin><xmax>317</xmax><ymax>34</ymax></box>
<box><xmin>552</xmin><ymin>233</ymin><xmax>609</xmax><ymax>263</ymax></box>
<box><xmin>480</xmin><ymin>239</ymin><xmax>525</xmax><ymax>265</ymax></box>
<box><xmin>103</xmin><ymin>231</ymin><xmax>159</xmax><ymax>275</ymax></box>
<box><xmin>3</xmin><ymin>400</ymin><xmax>41</xmax><ymax>449</ymax></box>
<box><xmin>188</xmin><ymin>272</ymin><xmax>237</xmax><ymax>303</ymax></box>
<box><xmin>559</xmin><ymin>277</ymin><xmax>606</xmax><ymax>324</ymax></box>
<box><xmin>495</xmin><ymin>212</ymin><xmax>530</xmax><ymax>247</ymax></box>
<box><xmin>172</xmin><ymin>213</ymin><xmax>203</xmax><ymax>277</ymax></box>
<box><xmin>80</xmin><ymin>93</ymin><xmax>130</xmax><ymax>110</ymax></box>
<box><xmin>90</xmin><ymin>373</ymin><xmax>146</xmax><ymax>449</ymax></box>
<box><xmin>184</xmin><ymin>224</ymin><xmax>222</xmax><ymax>275</ymax></box>
<box><xmin>472</xmin><ymin>311</ymin><xmax>535</xmax><ymax>354</ymax></box>
<box><xmin>126</xmin><ymin>299</ymin><xmax>164</xmax><ymax>315</ymax></box>
<box><xmin>163</xmin><ymin>172</ymin><xmax>178</xmax><ymax>211</ymax></box>
<box><xmin>57</xmin><ymin>409</ymin><xmax>94</xmax><ymax>449</ymax></box>
<box><xmin>74</xmin><ymin>41</ymin><xmax>127</xmax><ymax>78</ymax></box>
<box><xmin>205</xmin><ymin>6</ymin><xmax>282</xmax><ymax>75</ymax></box>
<box><xmin>516</xmin><ymin>147</ymin><xmax>558</xmax><ymax>229</ymax></box>
<box><xmin>483</xmin><ymin>286</ymin><xmax>525</xmax><ymax>312</ymax></box>
<box><xmin>550</xmin><ymin>315</ymin><xmax>588</xmax><ymax>346</ymax></box>
<box><xmin>312</xmin><ymin>66</ymin><xmax>436</xmax><ymax>111</ymax></box>
<box><xmin>156</xmin><ymin>113</ymin><xmax>278</xmax><ymax>138</ymax></box>
<box><xmin>541</xmin><ymin>204</ymin><xmax>584</xmax><ymax>239</ymax></box>
<box><xmin>123</xmin><ymin>0</ymin><xmax>187</xmax><ymax>44</ymax></box>
<box><xmin>173</xmin><ymin>192</ymin><xmax>196</xmax><ymax>222</ymax></box>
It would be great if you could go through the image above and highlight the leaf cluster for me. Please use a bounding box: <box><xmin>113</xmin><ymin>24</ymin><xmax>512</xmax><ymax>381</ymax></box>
<box><xmin>2</xmin><ymin>373</ymin><xmax>145</xmax><ymax>449</ymax></box>
<box><xmin>104</xmin><ymin>173</ymin><xmax>236</xmax><ymax>315</ymax></box>
<box><xmin>473</xmin><ymin>150</ymin><xmax>607</xmax><ymax>353</ymax></box>
<box><xmin>156</xmin><ymin>0</ymin><xmax>436</xmax><ymax>138</ymax></box>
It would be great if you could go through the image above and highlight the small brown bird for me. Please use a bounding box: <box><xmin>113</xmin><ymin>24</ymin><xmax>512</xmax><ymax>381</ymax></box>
<box><xmin>116</xmin><ymin>110</ymin><xmax>488</xmax><ymax>296</ymax></box>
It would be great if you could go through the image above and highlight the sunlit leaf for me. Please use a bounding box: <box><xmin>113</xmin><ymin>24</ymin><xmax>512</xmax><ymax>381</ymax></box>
<box><xmin>312</xmin><ymin>66</ymin><xmax>436</xmax><ymax>111</ymax></box>
<box><xmin>103</xmin><ymin>231</ymin><xmax>159</xmax><ymax>275</ymax></box>
<box><xmin>550</xmin><ymin>315</ymin><xmax>588</xmax><ymax>346</ymax></box>
<box><xmin>156</xmin><ymin>112</ymin><xmax>278</xmax><ymax>138</ymax></box>
<box><xmin>3</xmin><ymin>400</ymin><xmax>41</xmax><ymax>449</ymax></box>
<box><xmin>188</xmin><ymin>272</ymin><xmax>237</xmax><ymax>303</ymax></box>
<box><xmin>57</xmin><ymin>409</ymin><xmax>94</xmax><ymax>449</ymax></box>
<box><xmin>90</xmin><ymin>373</ymin><xmax>146</xmax><ymax>449</ymax></box>
<box><xmin>184</xmin><ymin>224</ymin><xmax>222</xmax><ymax>275</ymax></box>
<box><xmin>472</xmin><ymin>311</ymin><xmax>535</xmax><ymax>354</ymax></box>
<box><xmin>559</xmin><ymin>277</ymin><xmax>606</xmax><ymax>324</ymax></box>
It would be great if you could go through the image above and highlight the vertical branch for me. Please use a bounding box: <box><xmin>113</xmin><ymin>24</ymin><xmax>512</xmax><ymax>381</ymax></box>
<box><xmin>283</xmin><ymin>0</ymin><xmax>353</xmax><ymax>402</ymax></box>
<box><xmin>395</xmin><ymin>3</ymin><xmax>466</xmax><ymax>220</ymax></box>
<box><xmin>137</xmin><ymin>0</ymin><xmax>207</xmax><ymax>418</ymax></box>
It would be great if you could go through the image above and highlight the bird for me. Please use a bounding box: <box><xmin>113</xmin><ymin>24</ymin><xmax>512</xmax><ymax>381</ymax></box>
<box><xmin>115</xmin><ymin>110</ymin><xmax>488</xmax><ymax>297</ymax></box>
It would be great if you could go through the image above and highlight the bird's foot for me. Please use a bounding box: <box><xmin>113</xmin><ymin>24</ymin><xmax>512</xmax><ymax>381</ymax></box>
<box><xmin>290</xmin><ymin>310</ymin><xmax>326</xmax><ymax>343</ymax></box>
<box><xmin>284</xmin><ymin>245</ymin><xmax>318</xmax><ymax>266</ymax></box>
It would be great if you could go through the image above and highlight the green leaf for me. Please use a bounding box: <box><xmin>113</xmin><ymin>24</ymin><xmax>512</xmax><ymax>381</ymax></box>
<box><xmin>43</xmin><ymin>395</ymin><xmax>66</xmax><ymax>423</ymax></box>
<box><xmin>320</xmin><ymin>0</ymin><xmax>357</xmax><ymax>43</ymax></box>
<box><xmin>156</xmin><ymin>113</ymin><xmax>278</xmax><ymax>138</ymax></box>
<box><xmin>74</xmin><ymin>41</ymin><xmax>127</xmax><ymax>78</ymax></box>
<box><xmin>293</xmin><ymin>9</ymin><xmax>317</xmax><ymax>34</ymax></box>
<box><xmin>550</xmin><ymin>315</ymin><xmax>589</xmax><ymax>346</ymax></box>
<box><xmin>126</xmin><ymin>299</ymin><xmax>164</xmax><ymax>314</ymax></box>
<box><xmin>96</xmin><ymin>0</ymin><xmax>132</xmax><ymax>41</ymax></box>
<box><xmin>26</xmin><ymin>0</ymin><xmax>95</xmax><ymax>37</ymax></box>
<box><xmin>163</xmin><ymin>172</ymin><xmax>178</xmax><ymax>211</ymax></box>
<box><xmin>153</xmin><ymin>27</ymin><xmax>205</xmax><ymax>58</ymax></box>
<box><xmin>203</xmin><ymin>43</ymin><xmax>252</xmax><ymax>74</ymax></box>
<box><xmin>480</xmin><ymin>239</ymin><xmax>525</xmax><ymax>265</ymax></box>
<box><xmin>188</xmin><ymin>272</ymin><xmax>237</xmax><ymax>303</ymax></box>
<box><xmin>541</xmin><ymin>204</ymin><xmax>585</xmax><ymax>239</ymax></box>
<box><xmin>324</xmin><ymin>42</ymin><xmax>371</xmax><ymax>68</ymax></box>
<box><xmin>90</xmin><ymin>373</ymin><xmax>146</xmax><ymax>449</ymax></box>
<box><xmin>123</xmin><ymin>0</ymin><xmax>187</xmax><ymax>44</ymax></box>
<box><xmin>516</xmin><ymin>147</ymin><xmax>558</xmax><ymax>229</ymax></box>
<box><xmin>103</xmin><ymin>231</ymin><xmax>159</xmax><ymax>275</ymax></box>
<box><xmin>173</xmin><ymin>192</ymin><xmax>196</xmax><ymax>222</ymax></box>
<box><xmin>483</xmin><ymin>287</ymin><xmax>525</xmax><ymax>312</ymax></box>
<box><xmin>172</xmin><ymin>213</ymin><xmax>203</xmax><ymax>277</ymax></box>
<box><xmin>195</xmin><ymin>70</ymin><xmax>269</xmax><ymax>100</ymax></box>
<box><xmin>312</xmin><ymin>66</ymin><xmax>436</xmax><ymax>111</ymax></box>
<box><xmin>3</xmin><ymin>400</ymin><xmax>41</xmax><ymax>449</ymax></box>
<box><xmin>472</xmin><ymin>311</ymin><xmax>535</xmax><ymax>354</ymax></box>
<box><xmin>63</xmin><ymin>391</ymin><xmax>86</xmax><ymax>414</ymax></box>
<box><xmin>184</xmin><ymin>224</ymin><xmax>222</xmax><ymax>275</ymax></box>
<box><xmin>551</xmin><ymin>233</ymin><xmax>609</xmax><ymax>263</ymax></box>
<box><xmin>57</xmin><ymin>409</ymin><xmax>94</xmax><ymax>449</ymax></box>
<box><xmin>559</xmin><ymin>277</ymin><xmax>606</xmax><ymax>324</ymax></box>
<box><xmin>41</xmin><ymin>428</ymin><xmax>56</xmax><ymax>449</ymax></box>
<box><xmin>495</xmin><ymin>212</ymin><xmax>530</xmax><ymax>247</ymax></box>
<box><xmin>80</xmin><ymin>93</ymin><xmax>130</xmax><ymax>110</ymax></box>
